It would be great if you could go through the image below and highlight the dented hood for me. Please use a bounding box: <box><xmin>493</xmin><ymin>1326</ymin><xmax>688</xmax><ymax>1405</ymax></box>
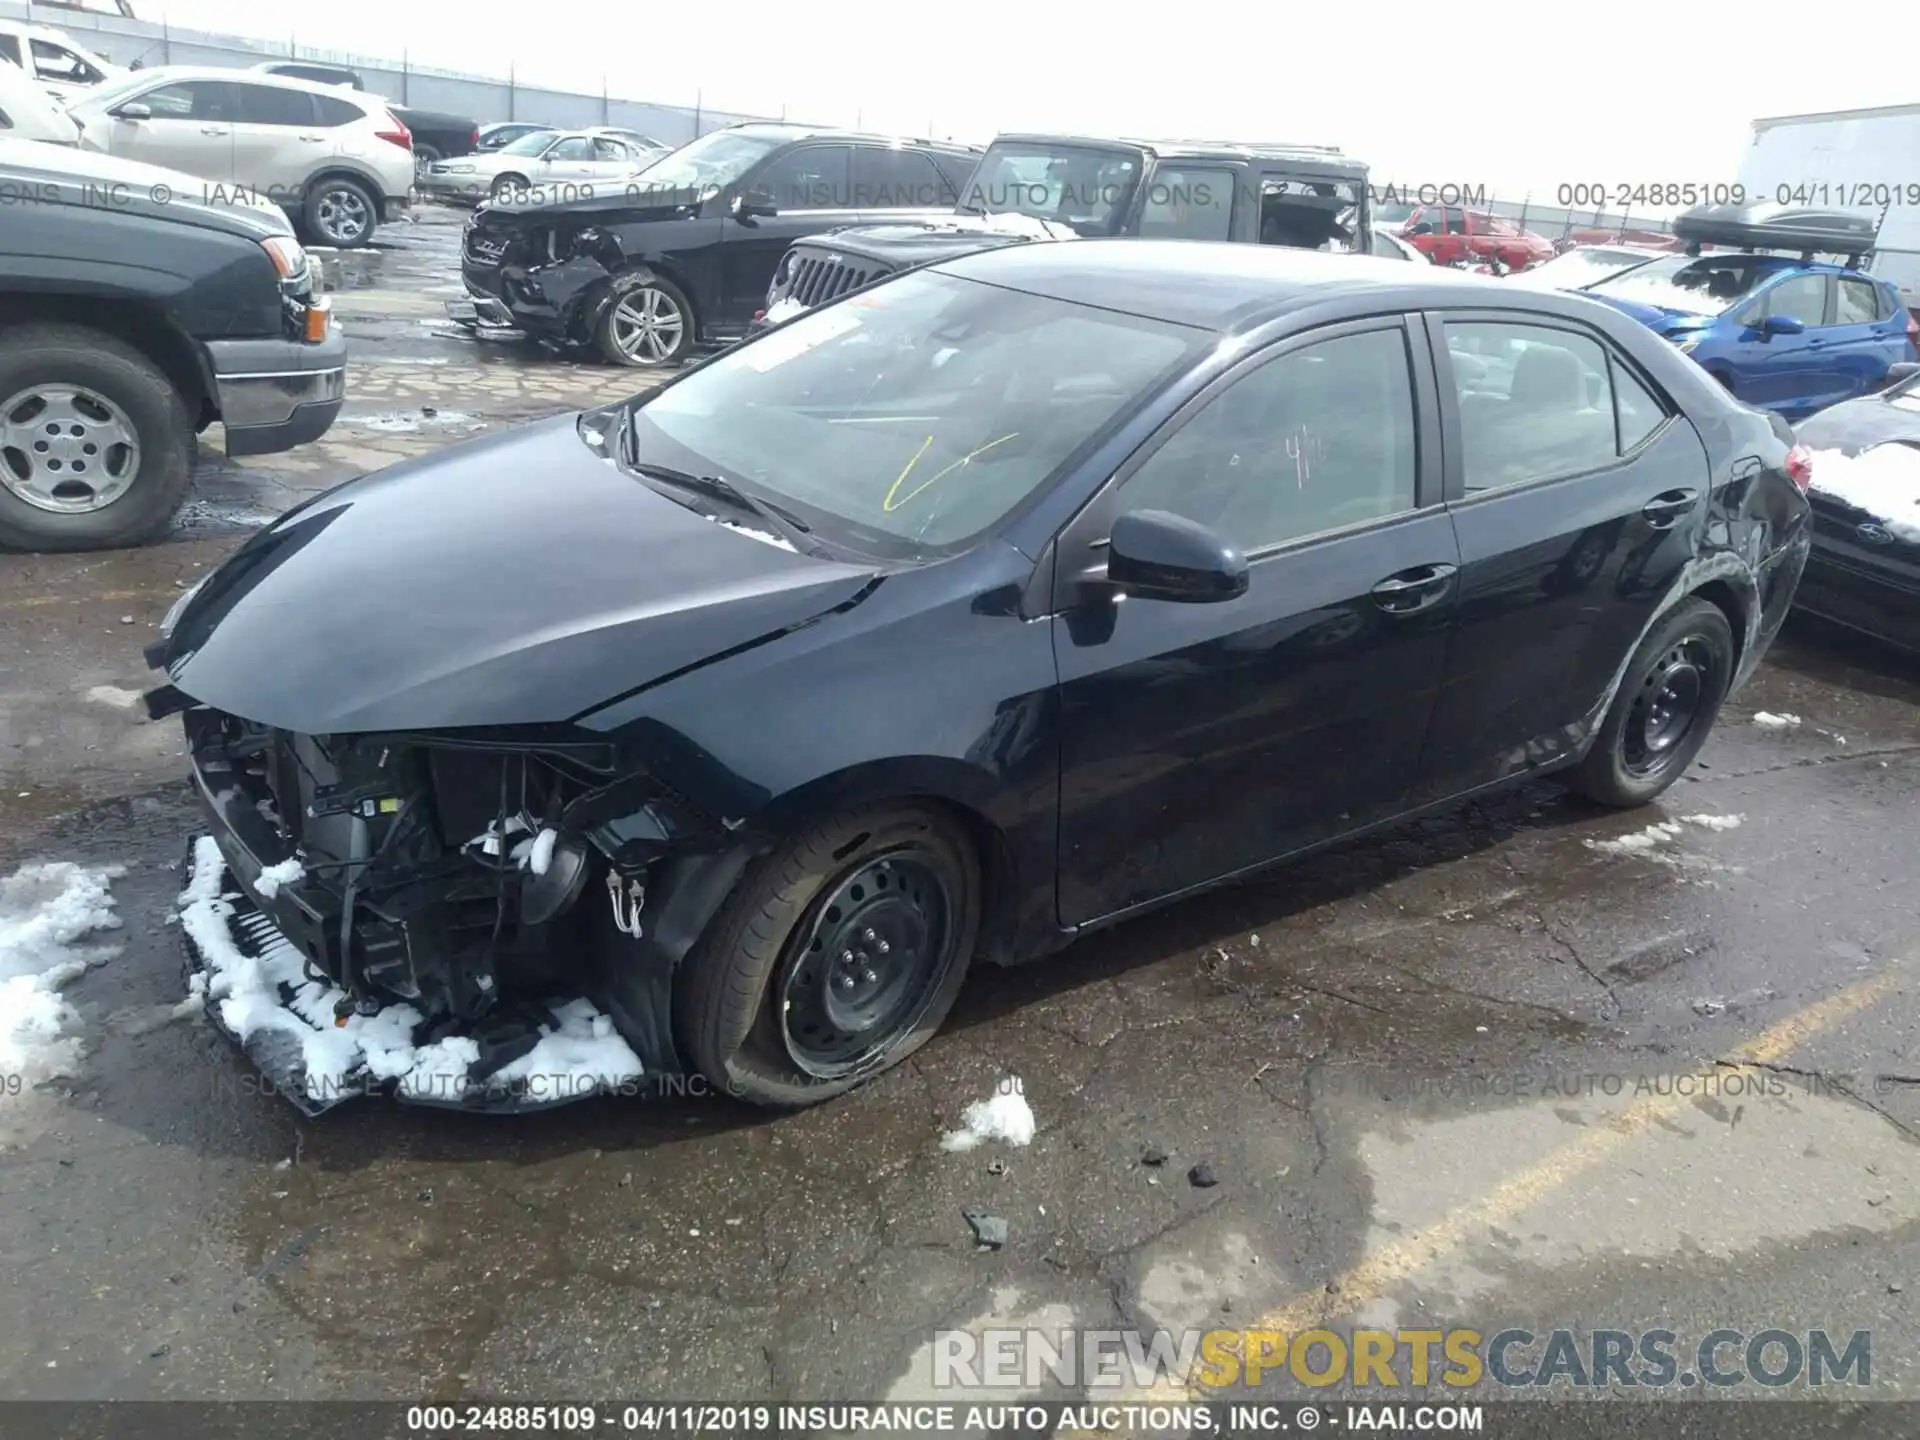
<box><xmin>153</xmin><ymin>414</ymin><xmax>879</xmax><ymax>733</ymax></box>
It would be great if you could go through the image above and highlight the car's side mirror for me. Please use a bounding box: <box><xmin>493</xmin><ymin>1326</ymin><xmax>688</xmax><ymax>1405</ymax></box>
<box><xmin>733</xmin><ymin>187</ymin><xmax>779</xmax><ymax>220</ymax></box>
<box><xmin>1759</xmin><ymin>314</ymin><xmax>1806</xmax><ymax>336</ymax></box>
<box><xmin>112</xmin><ymin>101</ymin><xmax>151</xmax><ymax>121</ymax></box>
<box><xmin>1106</xmin><ymin>509</ymin><xmax>1248</xmax><ymax>604</ymax></box>
<box><xmin>1408</xmin><ymin>222</ymin><xmax>1434</xmax><ymax>236</ymax></box>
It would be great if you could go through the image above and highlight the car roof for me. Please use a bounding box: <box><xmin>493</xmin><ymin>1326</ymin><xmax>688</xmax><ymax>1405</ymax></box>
<box><xmin>717</xmin><ymin>121</ymin><xmax>978</xmax><ymax>153</ymax></box>
<box><xmin>108</xmin><ymin>63</ymin><xmax>365</xmax><ymax>97</ymax></box>
<box><xmin>986</xmin><ymin>132</ymin><xmax>1365</xmax><ymax>175</ymax></box>
<box><xmin>931</xmin><ymin>238</ymin><xmax>1630</xmax><ymax>332</ymax></box>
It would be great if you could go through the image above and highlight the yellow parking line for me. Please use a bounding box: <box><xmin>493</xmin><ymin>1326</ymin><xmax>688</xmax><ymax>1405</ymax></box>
<box><xmin>1189</xmin><ymin>963</ymin><xmax>1905</xmax><ymax>1387</ymax></box>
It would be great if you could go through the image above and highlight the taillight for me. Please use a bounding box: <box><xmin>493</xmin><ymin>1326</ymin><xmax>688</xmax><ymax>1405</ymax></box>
<box><xmin>376</xmin><ymin>110</ymin><xmax>412</xmax><ymax>151</ymax></box>
<box><xmin>1785</xmin><ymin>443</ymin><xmax>1813</xmax><ymax>493</ymax></box>
<box><xmin>469</xmin><ymin>126</ymin><xmax>479</xmax><ymax>148</ymax></box>
<box><xmin>1906</xmin><ymin>309</ymin><xmax>1918</xmax><ymax>347</ymax></box>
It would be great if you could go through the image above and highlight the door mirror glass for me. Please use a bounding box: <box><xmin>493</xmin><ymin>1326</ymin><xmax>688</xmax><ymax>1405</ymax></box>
<box><xmin>1107</xmin><ymin>509</ymin><xmax>1248</xmax><ymax>603</ymax></box>
<box><xmin>112</xmin><ymin>101</ymin><xmax>152</xmax><ymax>121</ymax></box>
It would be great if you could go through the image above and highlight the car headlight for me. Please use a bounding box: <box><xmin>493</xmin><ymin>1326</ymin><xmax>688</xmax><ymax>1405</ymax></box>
<box><xmin>160</xmin><ymin>573</ymin><xmax>210</xmax><ymax>638</ymax></box>
<box><xmin>260</xmin><ymin>234</ymin><xmax>309</xmax><ymax>281</ymax></box>
<box><xmin>445</xmin><ymin>163</ymin><xmax>476</xmax><ymax>173</ymax></box>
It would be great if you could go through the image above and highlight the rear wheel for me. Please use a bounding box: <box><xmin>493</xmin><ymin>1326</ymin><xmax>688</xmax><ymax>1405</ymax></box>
<box><xmin>675</xmin><ymin>803</ymin><xmax>981</xmax><ymax>1107</ymax></box>
<box><xmin>0</xmin><ymin>323</ymin><xmax>193</xmax><ymax>552</ymax></box>
<box><xmin>1575</xmin><ymin>598</ymin><xmax>1735</xmax><ymax>806</ymax></box>
<box><xmin>412</xmin><ymin>143</ymin><xmax>442</xmax><ymax>180</ymax></box>
<box><xmin>303</xmin><ymin>176</ymin><xmax>378</xmax><ymax>248</ymax></box>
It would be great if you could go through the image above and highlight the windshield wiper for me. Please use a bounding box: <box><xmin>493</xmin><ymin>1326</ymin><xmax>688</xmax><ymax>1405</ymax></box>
<box><xmin>629</xmin><ymin>461</ymin><xmax>813</xmax><ymax>537</ymax></box>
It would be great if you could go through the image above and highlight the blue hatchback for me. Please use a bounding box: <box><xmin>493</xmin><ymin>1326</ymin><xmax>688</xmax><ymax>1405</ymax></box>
<box><xmin>1581</xmin><ymin>253</ymin><xmax>1916</xmax><ymax>419</ymax></box>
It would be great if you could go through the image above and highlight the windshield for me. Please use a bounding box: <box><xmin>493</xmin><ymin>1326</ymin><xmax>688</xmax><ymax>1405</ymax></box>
<box><xmin>1586</xmin><ymin>254</ymin><xmax>1772</xmax><ymax>315</ymax></box>
<box><xmin>1375</xmin><ymin>201</ymin><xmax>1417</xmax><ymax>225</ymax></box>
<box><xmin>72</xmin><ymin>70</ymin><xmax>150</xmax><ymax>108</ymax></box>
<box><xmin>625</xmin><ymin>271</ymin><xmax>1200</xmax><ymax>557</ymax></box>
<box><xmin>959</xmin><ymin>142</ymin><xmax>1142</xmax><ymax>236</ymax></box>
<box><xmin>1513</xmin><ymin>247</ymin><xmax>1657</xmax><ymax>289</ymax></box>
<box><xmin>498</xmin><ymin>129</ymin><xmax>561</xmax><ymax>157</ymax></box>
<box><xmin>633</xmin><ymin>128</ymin><xmax>790</xmax><ymax>192</ymax></box>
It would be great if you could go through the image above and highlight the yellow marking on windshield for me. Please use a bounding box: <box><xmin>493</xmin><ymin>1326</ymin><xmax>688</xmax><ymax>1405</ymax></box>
<box><xmin>882</xmin><ymin>432</ymin><xmax>1021</xmax><ymax>512</ymax></box>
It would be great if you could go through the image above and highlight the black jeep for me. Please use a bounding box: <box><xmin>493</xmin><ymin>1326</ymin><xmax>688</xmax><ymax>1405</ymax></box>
<box><xmin>754</xmin><ymin>134</ymin><xmax>1372</xmax><ymax>329</ymax></box>
<box><xmin>451</xmin><ymin>123</ymin><xmax>980</xmax><ymax>367</ymax></box>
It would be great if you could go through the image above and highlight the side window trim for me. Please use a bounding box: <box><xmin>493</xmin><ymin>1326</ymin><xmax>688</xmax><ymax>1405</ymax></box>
<box><xmin>1425</xmin><ymin>308</ymin><xmax>1673</xmax><ymax>503</ymax></box>
<box><xmin>1046</xmin><ymin>314</ymin><xmax>1434</xmax><ymax>611</ymax></box>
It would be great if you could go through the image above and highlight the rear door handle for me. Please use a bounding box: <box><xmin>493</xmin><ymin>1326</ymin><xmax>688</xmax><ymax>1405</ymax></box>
<box><xmin>1371</xmin><ymin>563</ymin><xmax>1458</xmax><ymax>614</ymax></box>
<box><xmin>1641</xmin><ymin>489</ymin><xmax>1699</xmax><ymax>528</ymax></box>
<box><xmin>298</xmin><ymin>133</ymin><xmax>327</xmax><ymax>143</ymax></box>
<box><xmin>200</xmin><ymin>126</ymin><xmax>227</xmax><ymax>136</ymax></box>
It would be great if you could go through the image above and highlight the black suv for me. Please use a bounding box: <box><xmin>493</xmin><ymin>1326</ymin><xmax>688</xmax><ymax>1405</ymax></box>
<box><xmin>0</xmin><ymin>140</ymin><xmax>344</xmax><ymax>552</ymax></box>
<box><xmin>451</xmin><ymin>123</ymin><xmax>980</xmax><ymax>366</ymax></box>
<box><xmin>756</xmin><ymin>134</ymin><xmax>1371</xmax><ymax>327</ymax></box>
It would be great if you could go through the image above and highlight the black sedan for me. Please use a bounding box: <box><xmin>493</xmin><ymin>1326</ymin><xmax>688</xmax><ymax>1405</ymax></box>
<box><xmin>1791</xmin><ymin>363</ymin><xmax>1920</xmax><ymax>653</ymax></box>
<box><xmin>146</xmin><ymin>242</ymin><xmax>1812</xmax><ymax>1113</ymax></box>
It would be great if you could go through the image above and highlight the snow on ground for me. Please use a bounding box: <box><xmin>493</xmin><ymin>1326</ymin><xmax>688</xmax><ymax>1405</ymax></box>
<box><xmin>1680</xmin><ymin>813</ymin><xmax>1744</xmax><ymax>832</ymax></box>
<box><xmin>1753</xmin><ymin>712</ymin><xmax>1803</xmax><ymax>730</ymax></box>
<box><xmin>1805</xmin><ymin>446</ymin><xmax>1920</xmax><ymax>543</ymax></box>
<box><xmin>1585</xmin><ymin>821</ymin><xmax>1683</xmax><ymax>856</ymax></box>
<box><xmin>177</xmin><ymin>837</ymin><xmax>642</xmax><ymax>1106</ymax></box>
<box><xmin>941</xmin><ymin>1077</ymin><xmax>1037</xmax><ymax>1151</ymax></box>
<box><xmin>0</xmin><ymin>861</ymin><xmax>125</xmax><ymax>1090</ymax></box>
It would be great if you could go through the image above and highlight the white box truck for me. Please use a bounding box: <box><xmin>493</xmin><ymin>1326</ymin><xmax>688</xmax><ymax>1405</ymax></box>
<box><xmin>1736</xmin><ymin>103</ymin><xmax>1920</xmax><ymax>315</ymax></box>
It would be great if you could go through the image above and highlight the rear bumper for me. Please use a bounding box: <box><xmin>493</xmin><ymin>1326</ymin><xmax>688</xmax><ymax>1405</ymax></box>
<box><xmin>205</xmin><ymin>326</ymin><xmax>347</xmax><ymax>457</ymax></box>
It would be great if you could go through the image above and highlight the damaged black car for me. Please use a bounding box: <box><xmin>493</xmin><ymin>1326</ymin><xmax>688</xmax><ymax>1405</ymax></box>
<box><xmin>451</xmin><ymin>122</ymin><xmax>978</xmax><ymax>366</ymax></box>
<box><xmin>151</xmin><ymin>241</ymin><xmax>1810</xmax><ymax>1115</ymax></box>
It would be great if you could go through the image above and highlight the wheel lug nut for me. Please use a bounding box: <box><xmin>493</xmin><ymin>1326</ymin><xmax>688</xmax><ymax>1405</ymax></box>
<box><xmin>836</xmin><ymin>974</ymin><xmax>855</xmax><ymax>991</ymax></box>
<box><xmin>876</xmin><ymin>940</ymin><xmax>889</xmax><ymax>954</ymax></box>
<box><xmin>862</xmin><ymin>928</ymin><xmax>877</xmax><ymax>942</ymax></box>
<box><xmin>841</xmin><ymin>950</ymin><xmax>854</xmax><ymax>965</ymax></box>
<box><xmin>863</xmin><ymin>969</ymin><xmax>878</xmax><ymax>984</ymax></box>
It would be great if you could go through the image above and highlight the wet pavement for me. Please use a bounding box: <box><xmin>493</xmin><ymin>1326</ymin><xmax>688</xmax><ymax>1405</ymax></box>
<box><xmin>1</xmin><ymin>207</ymin><xmax>1918</xmax><ymax>1418</ymax></box>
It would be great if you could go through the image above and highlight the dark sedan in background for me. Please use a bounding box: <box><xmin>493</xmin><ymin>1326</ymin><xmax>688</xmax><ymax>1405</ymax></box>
<box><xmin>1793</xmin><ymin>361</ymin><xmax>1920</xmax><ymax>651</ymax></box>
<box><xmin>151</xmin><ymin>243</ymin><xmax>1810</xmax><ymax>1114</ymax></box>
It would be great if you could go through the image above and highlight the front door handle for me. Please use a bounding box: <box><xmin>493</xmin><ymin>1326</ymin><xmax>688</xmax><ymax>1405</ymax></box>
<box><xmin>298</xmin><ymin>133</ymin><xmax>327</xmax><ymax>143</ymax></box>
<box><xmin>1371</xmin><ymin>562</ymin><xmax>1458</xmax><ymax>614</ymax></box>
<box><xmin>200</xmin><ymin>126</ymin><xmax>227</xmax><ymax>136</ymax></box>
<box><xmin>1641</xmin><ymin>488</ymin><xmax>1699</xmax><ymax>529</ymax></box>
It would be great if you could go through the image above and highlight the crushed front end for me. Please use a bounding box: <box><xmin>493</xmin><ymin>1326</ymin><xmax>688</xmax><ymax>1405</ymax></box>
<box><xmin>171</xmin><ymin>705</ymin><xmax>730</xmax><ymax>1113</ymax></box>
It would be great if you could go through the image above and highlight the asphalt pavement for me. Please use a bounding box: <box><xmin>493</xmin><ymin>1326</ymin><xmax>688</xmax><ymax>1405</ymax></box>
<box><xmin>0</xmin><ymin>207</ymin><xmax>1916</xmax><ymax>1427</ymax></box>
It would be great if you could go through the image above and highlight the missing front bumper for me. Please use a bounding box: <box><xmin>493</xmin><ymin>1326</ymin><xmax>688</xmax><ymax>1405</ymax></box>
<box><xmin>177</xmin><ymin>836</ymin><xmax>646</xmax><ymax>1115</ymax></box>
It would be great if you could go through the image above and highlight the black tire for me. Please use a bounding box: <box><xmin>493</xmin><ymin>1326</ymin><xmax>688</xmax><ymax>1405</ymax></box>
<box><xmin>489</xmin><ymin>173</ymin><xmax>529</xmax><ymax>202</ymax></box>
<box><xmin>301</xmin><ymin>175</ymin><xmax>379</xmax><ymax>249</ymax></box>
<box><xmin>412</xmin><ymin>142</ymin><xmax>443</xmax><ymax>176</ymax></box>
<box><xmin>675</xmin><ymin>803</ymin><xmax>981</xmax><ymax>1108</ymax></box>
<box><xmin>1574</xmin><ymin>597</ymin><xmax>1735</xmax><ymax>807</ymax></box>
<box><xmin>0</xmin><ymin>323</ymin><xmax>193</xmax><ymax>553</ymax></box>
<box><xmin>593</xmin><ymin>271</ymin><xmax>696</xmax><ymax>368</ymax></box>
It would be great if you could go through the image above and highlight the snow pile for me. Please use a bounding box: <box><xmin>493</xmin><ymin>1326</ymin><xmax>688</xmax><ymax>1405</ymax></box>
<box><xmin>254</xmin><ymin>858</ymin><xmax>304</xmax><ymax>900</ymax></box>
<box><xmin>178</xmin><ymin>837</ymin><xmax>642</xmax><ymax>1106</ymax></box>
<box><xmin>1585</xmin><ymin>821</ymin><xmax>1683</xmax><ymax>856</ymax></box>
<box><xmin>1752</xmin><ymin>712</ymin><xmax>1802</xmax><ymax>730</ymax></box>
<box><xmin>713</xmin><ymin>518</ymin><xmax>797</xmax><ymax>552</ymax></box>
<box><xmin>1680</xmin><ymin>813</ymin><xmax>1744</xmax><ymax>832</ymax></box>
<box><xmin>941</xmin><ymin>1077</ymin><xmax>1036</xmax><ymax>1151</ymax></box>
<box><xmin>0</xmin><ymin>861</ymin><xmax>125</xmax><ymax>1089</ymax></box>
<box><xmin>763</xmin><ymin>297</ymin><xmax>808</xmax><ymax>325</ymax></box>
<box><xmin>1804</xmin><ymin>446</ymin><xmax>1920</xmax><ymax>543</ymax></box>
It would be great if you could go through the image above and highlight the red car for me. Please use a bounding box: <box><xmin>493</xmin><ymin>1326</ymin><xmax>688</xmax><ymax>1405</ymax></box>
<box><xmin>1402</xmin><ymin>205</ymin><xmax>1556</xmax><ymax>269</ymax></box>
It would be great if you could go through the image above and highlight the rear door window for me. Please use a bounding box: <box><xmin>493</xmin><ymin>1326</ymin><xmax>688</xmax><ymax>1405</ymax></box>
<box><xmin>1835</xmin><ymin>277</ymin><xmax>1882</xmax><ymax>325</ymax></box>
<box><xmin>234</xmin><ymin>84</ymin><xmax>318</xmax><ymax>126</ymax></box>
<box><xmin>851</xmin><ymin>146</ymin><xmax>948</xmax><ymax>209</ymax></box>
<box><xmin>1444</xmin><ymin>321</ymin><xmax>1626</xmax><ymax>492</ymax></box>
<box><xmin>1137</xmin><ymin>165</ymin><xmax>1233</xmax><ymax>240</ymax></box>
<box><xmin>30</xmin><ymin>38</ymin><xmax>102</xmax><ymax>85</ymax></box>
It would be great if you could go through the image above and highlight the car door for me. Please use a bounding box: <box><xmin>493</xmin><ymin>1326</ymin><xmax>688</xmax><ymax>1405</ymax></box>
<box><xmin>716</xmin><ymin>143</ymin><xmax>855</xmax><ymax>329</ymax></box>
<box><xmin>588</xmin><ymin>135</ymin><xmax>639</xmax><ymax>182</ymax></box>
<box><xmin>98</xmin><ymin>79</ymin><xmax>238</xmax><ymax>183</ymax></box>
<box><xmin>850</xmin><ymin>144</ymin><xmax>951</xmax><ymax>212</ymax></box>
<box><xmin>1419</xmin><ymin>312</ymin><xmax>1711</xmax><ymax>799</ymax></box>
<box><xmin>1131</xmin><ymin>163</ymin><xmax>1235</xmax><ymax>241</ymax></box>
<box><xmin>1826</xmin><ymin>275</ymin><xmax>1907</xmax><ymax>402</ymax></box>
<box><xmin>227</xmin><ymin>82</ymin><xmax>324</xmax><ymax>200</ymax></box>
<box><xmin>1728</xmin><ymin>271</ymin><xmax>1834</xmax><ymax>417</ymax></box>
<box><xmin>534</xmin><ymin>134</ymin><xmax>597</xmax><ymax>183</ymax></box>
<box><xmin>1051</xmin><ymin>318</ymin><xmax>1458</xmax><ymax>925</ymax></box>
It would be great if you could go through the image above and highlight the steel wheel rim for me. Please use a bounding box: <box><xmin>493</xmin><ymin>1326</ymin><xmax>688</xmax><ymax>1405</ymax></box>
<box><xmin>776</xmin><ymin>847</ymin><xmax>959</xmax><ymax>1080</ymax></box>
<box><xmin>609</xmin><ymin>286</ymin><xmax>685</xmax><ymax>365</ymax></box>
<box><xmin>0</xmin><ymin>384</ymin><xmax>141</xmax><ymax>514</ymax></box>
<box><xmin>1622</xmin><ymin>637</ymin><xmax>1713</xmax><ymax>778</ymax></box>
<box><xmin>316</xmin><ymin>186</ymin><xmax>370</xmax><ymax>243</ymax></box>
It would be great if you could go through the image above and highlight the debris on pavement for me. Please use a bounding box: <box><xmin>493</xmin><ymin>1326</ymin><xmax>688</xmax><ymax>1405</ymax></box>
<box><xmin>1586</xmin><ymin>821</ymin><xmax>1684</xmax><ymax>855</ymax></box>
<box><xmin>963</xmin><ymin>1209</ymin><xmax>1008</xmax><ymax>1249</ymax></box>
<box><xmin>1141</xmin><ymin>1142</ymin><xmax>1169</xmax><ymax>1167</ymax></box>
<box><xmin>1679</xmin><ymin>814</ymin><xmax>1745</xmax><ymax>832</ymax></box>
<box><xmin>1188</xmin><ymin>1163</ymin><xmax>1220</xmax><ymax>1188</ymax></box>
<box><xmin>940</xmin><ymin>1077</ymin><xmax>1036</xmax><ymax>1152</ymax></box>
<box><xmin>1752</xmin><ymin>712</ymin><xmax>1803</xmax><ymax>730</ymax></box>
<box><xmin>985</xmin><ymin>1158</ymin><xmax>1008</xmax><ymax>1177</ymax></box>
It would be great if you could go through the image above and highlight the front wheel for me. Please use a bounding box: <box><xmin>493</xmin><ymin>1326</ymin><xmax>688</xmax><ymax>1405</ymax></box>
<box><xmin>594</xmin><ymin>273</ymin><xmax>694</xmax><ymax>367</ymax></box>
<box><xmin>1574</xmin><ymin>598</ymin><xmax>1735</xmax><ymax>806</ymax></box>
<box><xmin>0</xmin><ymin>323</ymin><xmax>193</xmax><ymax>552</ymax></box>
<box><xmin>675</xmin><ymin>803</ymin><xmax>981</xmax><ymax>1107</ymax></box>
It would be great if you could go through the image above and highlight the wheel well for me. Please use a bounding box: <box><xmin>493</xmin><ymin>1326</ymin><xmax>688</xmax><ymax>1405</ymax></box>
<box><xmin>591</xmin><ymin>264</ymin><xmax>702</xmax><ymax>344</ymax></box>
<box><xmin>1689</xmin><ymin>578</ymin><xmax>1748</xmax><ymax>674</ymax></box>
<box><xmin>306</xmin><ymin>168</ymin><xmax>380</xmax><ymax>204</ymax></box>
<box><xmin>0</xmin><ymin>294</ymin><xmax>213</xmax><ymax>427</ymax></box>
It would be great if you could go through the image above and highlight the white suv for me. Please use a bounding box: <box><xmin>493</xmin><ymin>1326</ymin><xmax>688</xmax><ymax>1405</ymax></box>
<box><xmin>65</xmin><ymin>65</ymin><xmax>414</xmax><ymax>248</ymax></box>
